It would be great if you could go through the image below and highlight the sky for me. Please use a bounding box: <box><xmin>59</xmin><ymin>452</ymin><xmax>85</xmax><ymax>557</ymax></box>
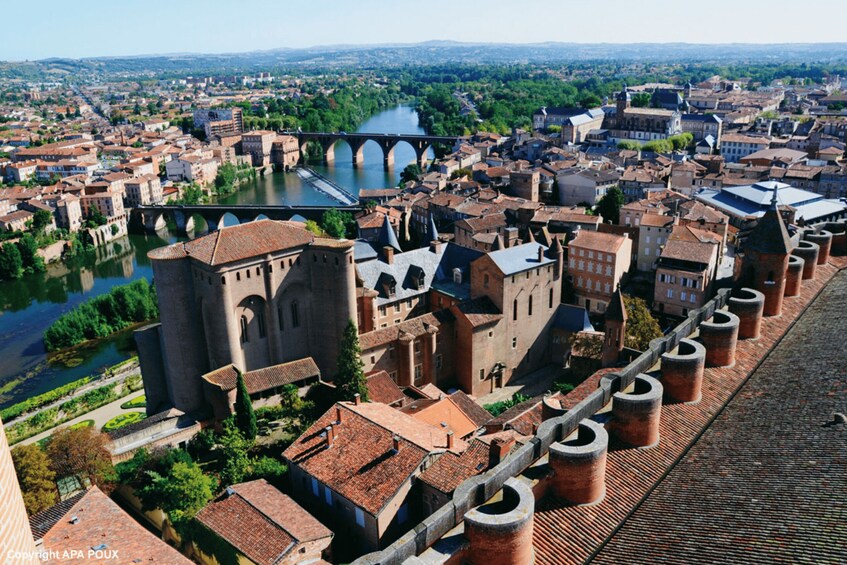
<box><xmin>4</xmin><ymin>0</ymin><xmax>847</xmax><ymax>61</ymax></box>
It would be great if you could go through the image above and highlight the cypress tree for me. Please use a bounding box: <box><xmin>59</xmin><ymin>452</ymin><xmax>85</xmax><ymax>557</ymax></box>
<box><xmin>335</xmin><ymin>319</ymin><xmax>369</xmax><ymax>402</ymax></box>
<box><xmin>234</xmin><ymin>368</ymin><xmax>257</xmax><ymax>441</ymax></box>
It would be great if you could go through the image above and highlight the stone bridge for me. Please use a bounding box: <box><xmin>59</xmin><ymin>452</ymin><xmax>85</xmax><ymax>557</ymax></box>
<box><xmin>131</xmin><ymin>204</ymin><xmax>362</xmax><ymax>234</ymax></box>
<box><xmin>293</xmin><ymin>132</ymin><xmax>465</xmax><ymax>168</ymax></box>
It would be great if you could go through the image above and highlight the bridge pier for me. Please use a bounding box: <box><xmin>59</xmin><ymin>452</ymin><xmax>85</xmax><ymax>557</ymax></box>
<box><xmin>415</xmin><ymin>144</ymin><xmax>431</xmax><ymax>169</ymax></box>
<box><xmin>322</xmin><ymin>141</ymin><xmax>336</xmax><ymax>164</ymax></box>
<box><xmin>349</xmin><ymin>138</ymin><xmax>366</xmax><ymax>167</ymax></box>
<box><xmin>173</xmin><ymin>211</ymin><xmax>195</xmax><ymax>236</ymax></box>
<box><xmin>142</xmin><ymin>210</ymin><xmax>166</xmax><ymax>234</ymax></box>
<box><xmin>379</xmin><ymin>140</ymin><xmax>398</xmax><ymax>170</ymax></box>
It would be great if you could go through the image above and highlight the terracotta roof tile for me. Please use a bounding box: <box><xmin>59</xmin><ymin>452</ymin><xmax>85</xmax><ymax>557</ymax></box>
<box><xmin>203</xmin><ymin>358</ymin><xmax>320</xmax><ymax>394</ymax></box>
<box><xmin>366</xmin><ymin>371</ymin><xmax>406</xmax><ymax>406</ymax></box>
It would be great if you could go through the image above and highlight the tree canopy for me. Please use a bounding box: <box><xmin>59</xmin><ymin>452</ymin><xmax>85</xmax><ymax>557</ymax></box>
<box><xmin>46</xmin><ymin>426</ymin><xmax>115</xmax><ymax>493</ymax></box>
<box><xmin>234</xmin><ymin>369</ymin><xmax>257</xmax><ymax>441</ymax></box>
<box><xmin>335</xmin><ymin>319</ymin><xmax>368</xmax><ymax>402</ymax></box>
<box><xmin>11</xmin><ymin>444</ymin><xmax>57</xmax><ymax>515</ymax></box>
<box><xmin>623</xmin><ymin>296</ymin><xmax>663</xmax><ymax>350</ymax></box>
<box><xmin>597</xmin><ymin>186</ymin><xmax>625</xmax><ymax>224</ymax></box>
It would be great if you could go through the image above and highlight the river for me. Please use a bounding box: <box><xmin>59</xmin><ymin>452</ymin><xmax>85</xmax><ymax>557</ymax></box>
<box><xmin>0</xmin><ymin>105</ymin><xmax>428</xmax><ymax>409</ymax></box>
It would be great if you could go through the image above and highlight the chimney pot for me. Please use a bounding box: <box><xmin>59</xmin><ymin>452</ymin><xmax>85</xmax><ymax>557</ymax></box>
<box><xmin>383</xmin><ymin>246</ymin><xmax>394</xmax><ymax>264</ymax></box>
<box><xmin>336</xmin><ymin>406</ymin><xmax>342</xmax><ymax>423</ymax></box>
<box><xmin>392</xmin><ymin>435</ymin><xmax>400</xmax><ymax>452</ymax></box>
<box><xmin>447</xmin><ymin>431</ymin><xmax>455</xmax><ymax>450</ymax></box>
<box><xmin>429</xmin><ymin>240</ymin><xmax>442</xmax><ymax>253</ymax></box>
<box><xmin>353</xmin><ymin>393</ymin><xmax>361</xmax><ymax>406</ymax></box>
<box><xmin>325</xmin><ymin>425</ymin><xmax>334</xmax><ymax>448</ymax></box>
<box><xmin>537</xmin><ymin>246</ymin><xmax>545</xmax><ymax>262</ymax></box>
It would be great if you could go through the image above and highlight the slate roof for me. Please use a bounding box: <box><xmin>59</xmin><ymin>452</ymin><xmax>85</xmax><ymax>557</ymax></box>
<box><xmin>195</xmin><ymin>479</ymin><xmax>332</xmax><ymax>565</ymax></box>
<box><xmin>202</xmin><ymin>358</ymin><xmax>320</xmax><ymax>394</ymax></box>
<box><xmin>356</xmin><ymin>243</ymin><xmax>483</xmax><ymax>306</ymax></box>
<box><xmin>695</xmin><ymin>181</ymin><xmax>847</xmax><ymax>222</ymax></box>
<box><xmin>282</xmin><ymin>401</ymin><xmax>467</xmax><ymax>516</ymax></box>
<box><xmin>148</xmin><ymin>220</ymin><xmax>314</xmax><ymax>265</ymax></box>
<box><xmin>486</xmin><ymin>242</ymin><xmax>555</xmax><ymax>275</ymax></box>
<box><xmin>552</xmin><ymin>304</ymin><xmax>594</xmax><ymax>332</ymax></box>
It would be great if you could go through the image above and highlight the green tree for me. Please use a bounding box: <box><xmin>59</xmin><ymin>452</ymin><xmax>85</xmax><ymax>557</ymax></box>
<box><xmin>217</xmin><ymin>418</ymin><xmax>252</xmax><ymax>486</ymax></box>
<box><xmin>18</xmin><ymin>233</ymin><xmax>45</xmax><ymax>274</ymax></box>
<box><xmin>0</xmin><ymin>242</ymin><xmax>23</xmax><ymax>280</ymax></box>
<box><xmin>32</xmin><ymin>209</ymin><xmax>53</xmax><ymax>234</ymax></box>
<box><xmin>596</xmin><ymin>186</ymin><xmax>625</xmax><ymax>224</ymax></box>
<box><xmin>617</xmin><ymin>140</ymin><xmax>642</xmax><ymax>151</ymax></box>
<box><xmin>631</xmin><ymin>92</ymin><xmax>652</xmax><ymax>108</ymax></box>
<box><xmin>143</xmin><ymin>461</ymin><xmax>216</xmax><ymax>531</ymax></box>
<box><xmin>304</xmin><ymin>220</ymin><xmax>323</xmax><ymax>236</ymax></box>
<box><xmin>400</xmin><ymin>163</ymin><xmax>422</xmax><ymax>184</ymax></box>
<box><xmin>450</xmin><ymin>168</ymin><xmax>473</xmax><ymax>180</ymax></box>
<box><xmin>624</xmin><ymin>296</ymin><xmax>663</xmax><ymax>351</ymax></box>
<box><xmin>11</xmin><ymin>444</ymin><xmax>57</xmax><ymax>515</ymax></box>
<box><xmin>320</xmin><ymin>209</ymin><xmax>354</xmax><ymax>239</ymax></box>
<box><xmin>334</xmin><ymin>319</ymin><xmax>368</xmax><ymax>402</ymax></box>
<box><xmin>234</xmin><ymin>369</ymin><xmax>257</xmax><ymax>441</ymax></box>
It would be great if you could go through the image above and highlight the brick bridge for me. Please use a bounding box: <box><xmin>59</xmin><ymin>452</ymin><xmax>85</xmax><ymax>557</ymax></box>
<box><xmin>293</xmin><ymin>132</ymin><xmax>464</xmax><ymax>168</ymax></box>
<box><xmin>131</xmin><ymin>204</ymin><xmax>362</xmax><ymax>234</ymax></box>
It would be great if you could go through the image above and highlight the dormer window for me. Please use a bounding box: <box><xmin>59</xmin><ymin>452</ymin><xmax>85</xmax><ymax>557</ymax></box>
<box><xmin>453</xmin><ymin>268</ymin><xmax>463</xmax><ymax>285</ymax></box>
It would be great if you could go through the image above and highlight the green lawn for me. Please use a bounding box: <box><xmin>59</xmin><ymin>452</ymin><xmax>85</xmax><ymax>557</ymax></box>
<box><xmin>69</xmin><ymin>419</ymin><xmax>94</xmax><ymax>430</ymax></box>
<box><xmin>102</xmin><ymin>412</ymin><xmax>145</xmax><ymax>433</ymax></box>
<box><xmin>120</xmin><ymin>395</ymin><xmax>146</xmax><ymax>409</ymax></box>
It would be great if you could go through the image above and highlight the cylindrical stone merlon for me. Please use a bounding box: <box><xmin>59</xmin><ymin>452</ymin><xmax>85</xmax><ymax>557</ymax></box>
<box><xmin>611</xmin><ymin>374</ymin><xmax>663</xmax><ymax>448</ymax></box>
<box><xmin>465</xmin><ymin>477</ymin><xmax>535</xmax><ymax>565</ymax></box>
<box><xmin>792</xmin><ymin>240</ymin><xmax>819</xmax><ymax>280</ymax></box>
<box><xmin>661</xmin><ymin>338</ymin><xmax>706</xmax><ymax>403</ymax></box>
<box><xmin>549</xmin><ymin>419</ymin><xmax>608</xmax><ymax>505</ymax></box>
<box><xmin>804</xmin><ymin>230</ymin><xmax>832</xmax><ymax>265</ymax></box>
<box><xmin>728</xmin><ymin>287</ymin><xmax>765</xmax><ymax>340</ymax></box>
<box><xmin>784</xmin><ymin>255</ymin><xmax>804</xmax><ymax>297</ymax></box>
<box><xmin>699</xmin><ymin>310</ymin><xmax>740</xmax><ymax>367</ymax></box>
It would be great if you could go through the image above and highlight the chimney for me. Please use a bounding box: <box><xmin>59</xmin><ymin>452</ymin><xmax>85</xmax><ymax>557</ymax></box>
<box><xmin>335</xmin><ymin>406</ymin><xmax>342</xmax><ymax>423</ymax></box>
<box><xmin>353</xmin><ymin>393</ymin><xmax>361</xmax><ymax>406</ymax></box>
<box><xmin>325</xmin><ymin>425</ymin><xmax>334</xmax><ymax>448</ymax></box>
<box><xmin>429</xmin><ymin>240</ymin><xmax>442</xmax><ymax>253</ymax></box>
<box><xmin>447</xmin><ymin>431</ymin><xmax>455</xmax><ymax>450</ymax></box>
<box><xmin>383</xmin><ymin>246</ymin><xmax>394</xmax><ymax>265</ymax></box>
<box><xmin>392</xmin><ymin>435</ymin><xmax>400</xmax><ymax>452</ymax></box>
<box><xmin>537</xmin><ymin>246</ymin><xmax>545</xmax><ymax>262</ymax></box>
<box><xmin>489</xmin><ymin>436</ymin><xmax>515</xmax><ymax>465</ymax></box>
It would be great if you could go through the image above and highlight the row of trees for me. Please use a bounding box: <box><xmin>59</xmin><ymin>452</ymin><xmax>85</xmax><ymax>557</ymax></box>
<box><xmin>616</xmin><ymin>132</ymin><xmax>694</xmax><ymax>154</ymax></box>
<box><xmin>213</xmin><ymin>162</ymin><xmax>257</xmax><ymax>197</ymax></box>
<box><xmin>43</xmin><ymin>278</ymin><xmax>159</xmax><ymax>351</ymax></box>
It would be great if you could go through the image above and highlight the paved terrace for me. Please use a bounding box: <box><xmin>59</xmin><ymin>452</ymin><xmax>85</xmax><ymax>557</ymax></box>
<box><xmin>532</xmin><ymin>258</ymin><xmax>847</xmax><ymax>565</ymax></box>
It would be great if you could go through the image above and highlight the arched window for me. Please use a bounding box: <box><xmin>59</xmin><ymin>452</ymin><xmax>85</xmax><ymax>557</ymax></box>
<box><xmin>240</xmin><ymin>316</ymin><xmax>249</xmax><ymax>343</ymax></box>
<box><xmin>278</xmin><ymin>304</ymin><xmax>285</xmax><ymax>331</ymax></box>
<box><xmin>767</xmin><ymin>270</ymin><xmax>775</xmax><ymax>282</ymax></box>
<box><xmin>513</xmin><ymin>299</ymin><xmax>518</xmax><ymax>321</ymax></box>
<box><xmin>291</xmin><ymin>301</ymin><xmax>300</xmax><ymax>328</ymax></box>
<box><xmin>484</xmin><ymin>274</ymin><xmax>489</xmax><ymax>288</ymax></box>
<box><xmin>549</xmin><ymin>288</ymin><xmax>554</xmax><ymax>308</ymax></box>
<box><xmin>257</xmin><ymin>311</ymin><xmax>266</xmax><ymax>339</ymax></box>
<box><xmin>528</xmin><ymin>295</ymin><xmax>533</xmax><ymax>316</ymax></box>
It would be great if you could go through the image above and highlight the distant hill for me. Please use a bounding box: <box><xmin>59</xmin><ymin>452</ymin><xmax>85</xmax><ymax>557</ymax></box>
<box><xmin>4</xmin><ymin>41</ymin><xmax>847</xmax><ymax>78</ymax></box>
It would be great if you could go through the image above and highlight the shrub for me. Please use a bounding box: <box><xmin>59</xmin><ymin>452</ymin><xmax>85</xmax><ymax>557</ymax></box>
<box><xmin>102</xmin><ymin>412</ymin><xmax>145</xmax><ymax>433</ymax></box>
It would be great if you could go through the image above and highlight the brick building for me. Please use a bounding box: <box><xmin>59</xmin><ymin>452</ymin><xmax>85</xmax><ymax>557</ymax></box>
<box><xmin>0</xmin><ymin>416</ymin><xmax>39</xmax><ymax>565</ymax></box>
<box><xmin>568</xmin><ymin>230</ymin><xmax>632</xmax><ymax>314</ymax></box>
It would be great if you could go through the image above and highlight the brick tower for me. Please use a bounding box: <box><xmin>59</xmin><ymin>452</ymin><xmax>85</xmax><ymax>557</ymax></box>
<box><xmin>602</xmin><ymin>286</ymin><xmax>627</xmax><ymax>368</ymax></box>
<box><xmin>0</xmin><ymin>417</ymin><xmax>40</xmax><ymax>564</ymax></box>
<box><xmin>737</xmin><ymin>189</ymin><xmax>792</xmax><ymax>317</ymax></box>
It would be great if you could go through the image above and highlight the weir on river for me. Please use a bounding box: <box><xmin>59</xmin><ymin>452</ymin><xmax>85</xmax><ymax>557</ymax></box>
<box><xmin>295</xmin><ymin>167</ymin><xmax>358</xmax><ymax>205</ymax></box>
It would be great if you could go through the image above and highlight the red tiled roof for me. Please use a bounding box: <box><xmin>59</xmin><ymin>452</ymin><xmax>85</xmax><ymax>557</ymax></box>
<box><xmin>531</xmin><ymin>261</ymin><xmax>841</xmax><ymax>565</ymax></box>
<box><xmin>448</xmin><ymin>390</ymin><xmax>493</xmax><ymax>428</ymax></box>
<box><xmin>359</xmin><ymin>311</ymin><xmax>453</xmax><ymax>351</ymax></box>
<box><xmin>366</xmin><ymin>370</ymin><xmax>406</xmax><ymax>406</ymax></box>
<box><xmin>569</xmin><ymin>230</ymin><xmax>628</xmax><ymax>252</ymax></box>
<box><xmin>452</xmin><ymin>297</ymin><xmax>503</xmax><ymax>328</ymax></box>
<box><xmin>401</xmin><ymin>396</ymin><xmax>480</xmax><ymax>439</ymax></box>
<box><xmin>38</xmin><ymin>487</ymin><xmax>191</xmax><ymax>564</ymax></box>
<box><xmin>282</xmin><ymin>402</ymin><xmax>467</xmax><ymax>515</ymax></box>
<box><xmin>196</xmin><ymin>480</ymin><xmax>331</xmax><ymax>565</ymax></box>
<box><xmin>149</xmin><ymin>220</ymin><xmax>313</xmax><ymax>265</ymax></box>
<box><xmin>202</xmin><ymin>358</ymin><xmax>320</xmax><ymax>394</ymax></box>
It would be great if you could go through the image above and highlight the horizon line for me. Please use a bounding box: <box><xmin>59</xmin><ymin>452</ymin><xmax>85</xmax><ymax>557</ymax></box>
<box><xmin>6</xmin><ymin>39</ymin><xmax>847</xmax><ymax>64</ymax></box>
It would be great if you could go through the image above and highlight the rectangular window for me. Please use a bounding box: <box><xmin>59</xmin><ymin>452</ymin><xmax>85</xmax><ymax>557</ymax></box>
<box><xmin>394</xmin><ymin>302</ymin><xmax>401</xmax><ymax>313</ymax></box>
<box><xmin>512</xmin><ymin>337</ymin><xmax>517</xmax><ymax>348</ymax></box>
<box><xmin>291</xmin><ymin>302</ymin><xmax>300</xmax><ymax>328</ymax></box>
<box><xmin>324</xmin><ymin>486</ymin><xmax>332</xmax><ymax>506</ymax></box>
<box><xmin>414</xmin><ymin>364</ymin><xmax>423</xmax><ymax>384</ymax></box>
<box><xmin>311</xmin><ymin>478</ymin><xmax>319</xmax><ymax>497</ymax></box>
<box><xmin>435</xmin><ymin>354</ymin><xmax>443</xmax><ymax>370</ymax></box>
<box><xmin>379</xmin><ymin>306</ymin><xmax>386</xmax><ymax>316</ymax></box>
<box><xmin>398</xmin><ymin>504</ymin><xmax>409</xmax><ymax>524</ymax></box>
<box><xmin>355</xmin><ymin>507</ymin><xmax>365</xmax><ymax>528</ymax></box>
<box><xmin>389</xmin><ymin>371</ymin><xmax>398</xmax><ymax>382</ymax></box>
<box><xmin>681</xmin><ymin>291</ymin><xmax>687</xmax><ymax>302</ymax></box>
<box><xmin>690</xmin><ymin>293</ymin><xmax>697</xmax><ymax>303</ymax></box>
<box><xmin>257</xmin><ymin>311</ymin><xmax>266</xmax><ymax>338</ymax></box>
<box><xmin>667</xmin><ymin>289</ymin><xmax>674</xmax><ymax>298</ymax></box>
